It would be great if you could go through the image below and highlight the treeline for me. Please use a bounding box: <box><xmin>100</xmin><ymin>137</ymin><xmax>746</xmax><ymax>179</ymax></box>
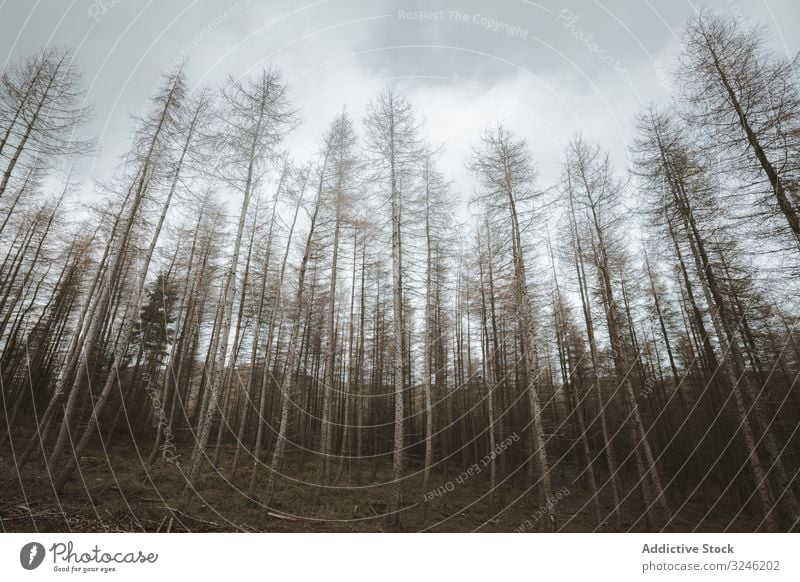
<box><xmin>1</xmin><ymin>9</ymin><xmax>798</xmax><ymax>531</ymax></box>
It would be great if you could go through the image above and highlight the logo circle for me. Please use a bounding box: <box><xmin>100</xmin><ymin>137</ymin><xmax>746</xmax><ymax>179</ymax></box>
<box><xmin>20</xmin><ymin>542</ymin><xmax>46</xmax><ymax>570</ymax></box>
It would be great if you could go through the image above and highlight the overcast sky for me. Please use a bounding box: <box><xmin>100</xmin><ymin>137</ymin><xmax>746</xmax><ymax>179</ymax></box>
<box><xmin>2</xmin><ymin>0</ymin><xmax>799</xmax><ymax>203</ymax></box>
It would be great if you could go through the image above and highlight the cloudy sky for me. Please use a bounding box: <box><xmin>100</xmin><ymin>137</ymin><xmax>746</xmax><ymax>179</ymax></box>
<box><xmin>2</xmin><ymin>0</ymin><xmax>799</xmax><ymax>201</ymax></box>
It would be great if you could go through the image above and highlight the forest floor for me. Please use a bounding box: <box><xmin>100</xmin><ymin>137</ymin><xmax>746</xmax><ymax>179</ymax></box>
<box><xmin>0</xmin><ymin>433</ymin><xmax>763</xmax><ymax>533</ymax></box>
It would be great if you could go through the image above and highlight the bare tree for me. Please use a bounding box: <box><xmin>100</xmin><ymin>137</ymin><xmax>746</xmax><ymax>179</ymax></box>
<box><xmin>470</xmin><ymin>124</ymin><xmax>556</xmax><ymax>529</ymax></box>
<box><xmin>363</xmin><ymin>87</ymin><xmax>426</xmax><ymax>524</ymax></box>
<box><xmin>563</xmin><ymin>135</ymin><xmax>671</xmax><ymax>526</ymax></box>
<box><xmin>182</xmin><ymin>68</ymin><xmax>296</xmax><ymax>505</ymax></box>
<box><xmin>679</xmin><ymin>9</ymin><xmax>800</xmax><ymax>249</ymax></box>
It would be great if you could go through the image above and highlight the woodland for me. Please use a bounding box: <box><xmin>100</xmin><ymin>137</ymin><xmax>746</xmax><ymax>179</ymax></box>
<box><xmin>0</xmin><ymin>9</ymin><xmax>799</xmax><ymax>532</ymax></box>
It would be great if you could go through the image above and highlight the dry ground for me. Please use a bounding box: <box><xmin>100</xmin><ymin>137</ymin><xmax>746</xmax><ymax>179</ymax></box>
<box><xmin>0</xmin><ymin>432</ymin><xmax>763</xmax><ymax>533</ymax></box>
